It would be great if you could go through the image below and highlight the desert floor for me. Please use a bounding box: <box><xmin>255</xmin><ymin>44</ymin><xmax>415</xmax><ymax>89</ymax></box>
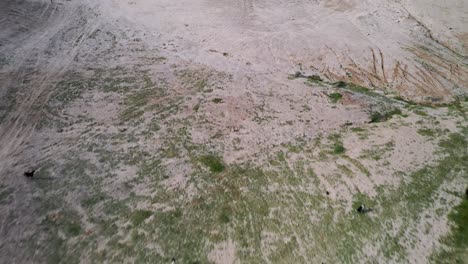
<box><xmin>0</xmin><ymin>0</ymin><xmax>467</xmax><ymax>263</ymax></box>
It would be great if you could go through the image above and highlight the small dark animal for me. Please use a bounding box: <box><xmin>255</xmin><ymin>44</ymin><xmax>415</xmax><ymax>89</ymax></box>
<box><xmin>465</xmin><ymin>188</ymin><xmax>468</xmax><ymax>198</ymax></box>
<box><xmin>24</xmin><ymin>170</ymin><xmax>35</xmax><ymax>178</ymax></box>
<box><xmin>171</xmin><ymin>258</ymin><xmax>176</xmax><ymax>264</ymax></box>
<box><xmin>357</xmin><ymin>205</ymin><xmax>364</xmax><ymax>213</ymax></box>
<box><xmin>357</xmin><ymin>204</ymin><xmax>372</xmax><ymax>214</ymax></box>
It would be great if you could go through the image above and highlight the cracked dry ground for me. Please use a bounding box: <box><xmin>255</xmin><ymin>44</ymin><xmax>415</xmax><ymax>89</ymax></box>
<box><xmin>0</xmin><ymin>0</ymin><xmax>467</xmax><ymax>263</ymax></box>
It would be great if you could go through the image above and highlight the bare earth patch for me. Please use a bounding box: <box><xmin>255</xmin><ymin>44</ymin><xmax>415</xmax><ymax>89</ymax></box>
<box><xmin>0</xmin><ymin>0</ymin><xmax>467</xmax><ymax>263</ymax></box>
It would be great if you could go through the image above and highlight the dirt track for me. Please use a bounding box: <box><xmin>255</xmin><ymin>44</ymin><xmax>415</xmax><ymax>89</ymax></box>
<box><xmin>0</xmin><ymin>0</ymin><xmax>467</xmax><ymax>263</ymax></box>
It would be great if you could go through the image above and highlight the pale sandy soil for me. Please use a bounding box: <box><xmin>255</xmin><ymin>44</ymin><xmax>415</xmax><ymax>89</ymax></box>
<box><xmin>0</xmin><ymin>0</ymin><xmax>467</xmax><ymax>263</ymax></box>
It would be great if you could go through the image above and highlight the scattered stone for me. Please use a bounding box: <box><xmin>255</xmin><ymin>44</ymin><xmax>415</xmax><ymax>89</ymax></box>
<box><xmin>24</xmin><ymin>170</ymin><xmax>35</xmax><ymax>178</ymax></box>
<box><xmin>56</xmin><ymin>128</ymin><xmax>64</xmax><ymax>133</ymax></box>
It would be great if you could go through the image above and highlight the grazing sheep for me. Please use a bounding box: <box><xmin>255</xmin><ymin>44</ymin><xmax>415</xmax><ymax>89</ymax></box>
<box><xmin>357</xmin><ymin>204</ymin><xmax>372</xmax><ymax>213</ymax></box>
<box><xmin>24</xmin><ymin>170</ymin><xmax>35</xmax><ymax>178</ymax></box>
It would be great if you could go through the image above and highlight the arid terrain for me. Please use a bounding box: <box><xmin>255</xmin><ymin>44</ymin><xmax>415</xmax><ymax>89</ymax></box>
<box><xmin>0</xmin><ymin>0</ymin><xmax>467</xmax><ymax>263</ymax></box>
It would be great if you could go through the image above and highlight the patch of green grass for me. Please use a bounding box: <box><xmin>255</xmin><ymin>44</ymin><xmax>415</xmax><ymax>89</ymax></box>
<box><xmin>327</xmin><ymin>133</ymin><xmax>346</xmax><ymax>155</ymax></box>
<box><xmin>42</xmin><ymin>209</ymin><xmax>83</xmax><ymax>238</ymax></box>
<box><xmin>307</xmin><ymin>75</ymin><xmax>323</xmax><ymax>82</ymax></box>
<box><xmin>120</xmin><ymin>89</ymin><xmax>157</xmax><ymax>122</ymax></box>
<box><xmin>438</xmin><ymin>132</ymin><xmax>466</xmax><ymax>151</ymax></box>
<box><xmin>369</xmin><ymin>108</ymin><xmax>402</xmax><ymax>123</ymax></box>
<box><xmin>199</xmin><ymin>155</ymin><xmax>225</xmax><ymax>173</ymax></box>
<box><xmin>350</xmin><ymin>127</ymin><xmax>369</xmax><ymax>140</ymax></box>
<box><xmin>337</xmin><ymin>164</ymin><xmax>354</xmax><ymax>177</ymax></box>
<box><xmin>333</xmin><ymin>143</ymin><xmax>346</xmax><ymax>154</ymax></box>
<box><xmin>417</xmin><ymin>128</ymin><xmax>436</xmax><ymax>137</ymax></box>
<box><xmin>350</xmin><ymin>127</ymin><xmax>365</xmax><ymax>133</ymax></box>
<box><xmin>434</xmin><ymin>197</ymin><xmax>468</xmax><ymax>263</ymax></box>
<box><xmin>138</xmin><ymin>158</ymin><xmax>166</xmax><ymax>180</ymax></box>
<box><xmin>212</xmin><ymin>98</ymin><xmax>223</xmax><ymax>104</ymax></box>
<box><xmin>131</xmin><ymin>210</ymin><xmax>153</xmax><ymax>226</ymax></box>
<box><xmin>328</xmin><ymin>92</ymin><xmax>343</xmax><ymax>103</ymax></box>
<box><xmin>218</xmin><ymin>206</ymin><xmax>231</xmax><ymax>223</ymax></box>
<box><xmin>413</xmin><ymin>110</ymin><xmax>428</xmax><ymax>116</ymax></box>
<box><xmin>148</xmin><ymin>119</ymin><xmax>161</xmax><ymax>132</ymax></box>
<box><xmin>343</xmin><ymin>156</ymin><xmax>370</xmax><ymax>176</ymax></box>
<box><xmin>102</xmin><ymin>76</ymin><xmax>138</xmax><ymax>93</ymax></box>
<box><xmin>360</xmin><ymin>141</ymin><xmax>394</xmax><ymax>161</ymax></box>
<box><xmin>81</xmin><ymin>193</ymin><xmax>107</xmax><ymax>208</ymax></box>
<box><xmin>163</xmin><ymin>143</ymin><xmax>179</xmax><ymax>159</ymax></box>
<box><xmin>335</xmin><ymin>81</ymin><xmax>347</xmax><ymax>88</ymax></box>
<box><xmin>333</xmin><ymin>81</ymin><xmax>378</xmax><ymax>97</ymax></box>
<box><xmin>289</xmin><ymin>72</ymin><xmax>323</xmax><ymax>83</ymax></box>
<box><xmin>52</xmin><ymin>79</ymin><xmax>88</xmax><ymax>105</ymax></box>
<box><xmin>65</xmin><ymin>222</ymin><xmax>82</xmax><ymax>237</ymax></box>
<box><xmin>446</xmin><ymin>99</ymin><xmax>467</xmax><ymax>116</ymax></box>
<box><xmin>342</xmin><ymin>129</ymin><xmax>467</xmax><ymax>261</ymax></box>
<box><xmin>103</xmin><ymin>200</ymin><xmax>131</xmax><ymax>216</ymax></box>
<box><xmin>281</xmin><ymin>143</ymin><xmax>303</xmax><ymax>153</ymax></box>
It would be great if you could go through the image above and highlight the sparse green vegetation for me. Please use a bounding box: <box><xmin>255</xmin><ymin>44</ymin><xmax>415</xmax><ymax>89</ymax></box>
<box><xmin>335</xmin><ymin>81</ymin><xmax>347</xmax><ymax>88</ymax></box>
<box><xmin>328</xmin><ymin>92</ymin><xmax>343</xmax><ymax>103</ymax></box>
<box><xmin>333</xmin><ymin>143</ymin><xmax>346</xmax><ymax>154</ymax></box>
<box><xmin>417</xmin><ymin>128</ymin><xmax>436</xmax><ymax>137</ymax></box>
<box><xmin>337</xmin><ymin>164</ymin><xmax>354</xmax><ymax>177</ymax></box>
<box><xmin>120</xmin><ymin>88</ymin><xmax>155</xmax><ymax>122</ymax></box>
<box><xmin>11</xmin><ymin>122</ymin><xmax>467</xmax><ymax>263</ymax></box>
<box><xmin>328</xmin><ymin>134</ymin><xmax>346</xmax><ymax>154</ymax></box>
<box><xmin>350</xmin><ymin>127</ymin><xmax>365</xmax><ymax>133</ymax></box>
<box><xmin>414</xmin><ymin>109</ymin><xmax>428</xmax><ymax>116</ymax></box>
<box><xmin>131</xmin><ymin>210</ymin><xmax>153</xmax><ymax>226</ymax></box>
<box><xmin>81</xmin><ymin>193</ymin><xmax>107</xmax><ymax>208</ymax></box>
<box><xmin>219</xmin><ymin>206</ymin><xmax>231</xmax><ymax>223</ymax></box>
<box><xmin>350</xmin><ymin>127</ymin><xmax>369</xmax><ymax>140</ymax></box>
<box><xmin>360</xmin><ymin>141</ymin><xmax>395</xmax><ymax>161</ymax></box>
<box><xmin>3</xmin><ymin>33</ymin><xmax>465</xmax><ymax>264</ymax></box>
<box><xmin>65</xmin><ymin>222</ymin><xmax>82</xmax><ymax>237</ymax></box>
<box><xmin>289</xmin><ymin>72</ymin><xmax>322</xmax><ymax>83</ymax></box>
<box><xmin>369</xmin><ymin>108</ymin><xmax>402</xmax><ymax>123</ymax></box>
<box><xmin>212</xmin><ymin>98</ymin><xmax>223</xmax><ymax>104</ymax></box>
<box><xmin>434</xmin><ymin>197</ymin><xmax>468</xmax><ymax>263</ymax></box>
<box><xmin>199</xmin><ymin>155</ymin><xmax>225</xmax><ymax>172</ymax></box>
<box><xmin>307</xmin><ymin>75</ymin><xmax>323</xmax><ymax>82</ymax></box>
<box><xmin>344</xmin><ymin>156</ymin><xmax>370</xmax><ymax>176</ymax></box>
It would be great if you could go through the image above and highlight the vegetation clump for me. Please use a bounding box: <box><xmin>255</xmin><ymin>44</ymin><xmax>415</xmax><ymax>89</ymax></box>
<box><xmin>199</xmin><ymin>155</ymin><xmax>225</xmax><ymax>172</ymax></box>
<box><xmin>328</xmin><ymin>92</ymin><xmax>343</xmax><ymax>103</ymax></box>
<box><xmin>369</xmin><ymin>108</ymin><xmax>402</xmax><ymax>123</ymax></box>
<box><xmin>445</xmin><ymin>198</ymin><xmax>468</xmax><ymax>258</ymax></box>
<box><xmin>333</xmin><ymin>143</ymin><xmax>346</xmax><ymax>154</ymax></box>
<box><xmin>131</xmin><ymin>210</ymin><xmax>153</xmax><ymax>226</ymax></box>
<box><xmin>328</xmin><ymin>133</ymin><xmax>346</xmax><ymax>154</ymax></box>
<box><xmin>212</xmin><ymin>98</ymin><xmax>223</xmax><ymax>104</ymax></box>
